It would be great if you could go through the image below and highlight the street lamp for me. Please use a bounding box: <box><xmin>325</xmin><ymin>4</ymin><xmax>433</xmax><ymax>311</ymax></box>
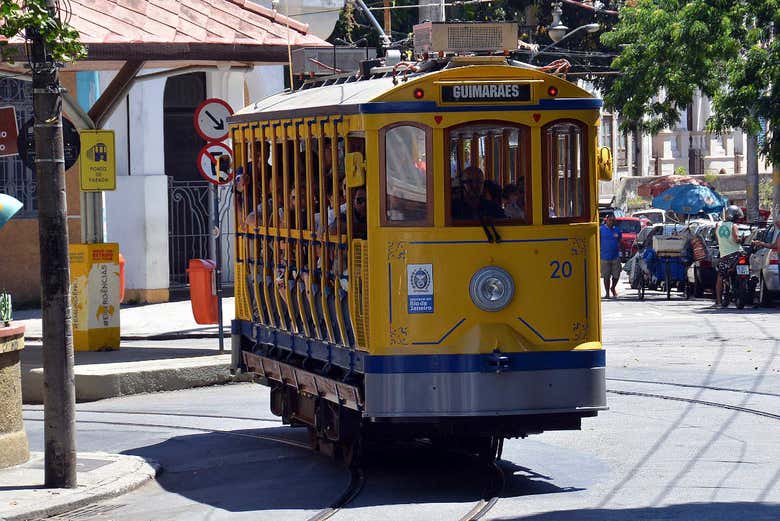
<box><xmin>532</xmin><ymin>22</ymin><xmax>600</xmax><ymax>63</ymax></box>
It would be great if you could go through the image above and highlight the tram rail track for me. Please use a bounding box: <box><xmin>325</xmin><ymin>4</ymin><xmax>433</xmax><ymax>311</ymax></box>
<box><xmin>458</xmin><ymin>459</ymin><xmax>505</xmax><ymax>521</ymax></box>
<box><xmin>606</xmin><ymin>389</ymin><xmax>780</xmax><ymax>421</ymax></box>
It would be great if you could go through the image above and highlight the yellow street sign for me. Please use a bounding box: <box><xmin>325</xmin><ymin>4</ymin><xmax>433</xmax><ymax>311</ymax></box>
<box><xmin>79</xmin><ymin>130</ymin><xmax>116</xmax><ymax>191</ymax></box>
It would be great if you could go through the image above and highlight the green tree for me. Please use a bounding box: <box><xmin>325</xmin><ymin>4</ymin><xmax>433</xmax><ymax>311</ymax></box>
<box><xmin>600</xmin><ymin>0</ymin><xmax>780</xmax><ymax>165</ymax></box>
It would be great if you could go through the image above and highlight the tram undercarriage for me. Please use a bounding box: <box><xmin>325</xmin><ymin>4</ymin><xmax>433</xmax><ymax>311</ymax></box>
<box><xmin>238</xmin><ymin>332</ymin><xmax>598</xmax><ymax>463</ymax></box>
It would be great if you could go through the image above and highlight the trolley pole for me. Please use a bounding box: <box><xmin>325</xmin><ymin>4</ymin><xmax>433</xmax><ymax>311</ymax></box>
<box><xmin>212</xmin><ymin>184</ymin><xmax>225</xmax><ymax>352</ymax></box>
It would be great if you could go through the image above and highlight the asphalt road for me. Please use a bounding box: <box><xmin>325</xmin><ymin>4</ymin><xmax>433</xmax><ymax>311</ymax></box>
<box><xmin>22</xmin><ymin>284</ymin><xmax>780</xmax><ymax>520</ymax></box>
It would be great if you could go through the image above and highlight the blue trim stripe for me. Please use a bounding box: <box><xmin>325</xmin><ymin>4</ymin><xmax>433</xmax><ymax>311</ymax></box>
<box><xmin>517</xmin><ymin>317</ymin><xmax>569</xmax><ymax>342</ymax></box>
<box><xmin>365</xmin><ymin>350</ymin><xmax>605</xmax><ymax>374</ymax></box>
<box><xmin>412</xmin><ymin>318</ymin><xmax>466</xmax><ymax>345</ymax></box>
<box><xmin>388</xmin><ymin>263</ymin><xmax>393</xmax><ymax>323</ymax></box>
<box><xmin>409</xmin><ymin>238</ymin><xmax>568</xmax><ymax>245</ymax></box>
<box><xmin>584</xmin><ymin>258</ymin><xmax>589</xmax><ymax>320</ymax></box>
<box><xmin>359</xmin><ymin>98</ymin><xmax>602</xmax><ymax>115</ymax></box>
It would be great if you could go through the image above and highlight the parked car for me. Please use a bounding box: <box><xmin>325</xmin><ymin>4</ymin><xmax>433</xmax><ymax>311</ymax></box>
<box><xmin>615</xmin><ymin>217</ymin><xmax>642</xmax><ymax>261</ymax></box>
<box><xmin>746</xmin><ymin>225</ymin><xmax>780</xmax><ymax>305</ymax></box>
<box><xmin>599</xmin><ymin>207</ymin><xmax>625</xmax><ymax>220</ymax></box>
<box><xmin>632</xmin><ymin>208</ymin><xmax>668</xmax><ymax>225</ymax></box>
<box><xmin>685</xmin><ymin>223</ymin><xmax>718</xmax><ymax>298</ymax></box>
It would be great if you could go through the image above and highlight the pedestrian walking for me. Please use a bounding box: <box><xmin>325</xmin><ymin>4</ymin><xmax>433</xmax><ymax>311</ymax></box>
<box><xmin>600</xmin><ymin>214</ymin><xmax>622</xmax><ymax>298</ymax></box>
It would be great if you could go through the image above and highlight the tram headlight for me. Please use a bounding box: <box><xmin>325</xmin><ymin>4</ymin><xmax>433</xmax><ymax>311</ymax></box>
<box><xmin>469</xmin><ymin>266</ymin><xmax>515</xmax><ymax>312</ymax></box>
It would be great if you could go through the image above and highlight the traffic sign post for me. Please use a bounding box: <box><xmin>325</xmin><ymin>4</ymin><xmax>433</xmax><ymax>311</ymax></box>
<box><xmin>197</xmin><ymin>142</ymin><xmax>234</xmax><ymax>185</ymax></box>
<box><xmin>79</xmin><ymin>130</ymin><xmax>116</xmax><ymax>191</ymax></box>
<box><xmin>194</xmin><ymin>98</ymin><xmax>233</xmax><ymax>142</ymax></box>
<box><xmin>17</xmin><ymin>116</ymin><xmax>81</xmax><ymax>171</ymax></box>
<box><xmin>0</xmin><ymin>107</ymin><xmax>19</xmax><ymax>157</ymax></box>
<box><xmin>193</xmin><ymin>99</ymin><xmax>234</xmax><ymax>353</ymax></box>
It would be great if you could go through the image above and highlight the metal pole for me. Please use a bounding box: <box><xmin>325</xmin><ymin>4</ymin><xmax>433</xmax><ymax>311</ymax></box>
<box><xmin>213</xmin><ymin>184</ymin><xmax>225</xmax><ymax>352</ymax></box>
<box><xmin>32</xmin><ymin>0</ymin><xmax>77</xmax><ymax>488</ymax></box>
<box><xmin>354</xmin><ymin>0</ymin><xmax>391</xmax><ymax>48</ymax></box>
<box><xmin>746</xmin><ymin>133</ymin><xmax>759</xmax><ymax>223</ymax></box>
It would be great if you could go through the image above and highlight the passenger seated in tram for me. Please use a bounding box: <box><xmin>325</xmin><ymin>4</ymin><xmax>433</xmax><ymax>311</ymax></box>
<box><xmin>502</xmin><ymin>183</ymin><xmax>526</xmax><ymax>220</ymax></box>
<box><xmin>451</xmin><ymin>166</ymin><xmax>506</xmax><ymax>221</ymax></box>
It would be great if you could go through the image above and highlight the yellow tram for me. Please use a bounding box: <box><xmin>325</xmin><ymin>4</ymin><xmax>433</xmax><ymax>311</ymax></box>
<box><xmin>229</xmin><ymin>55</ymin><xmax>610</xmax><ymax>460</ymax></box>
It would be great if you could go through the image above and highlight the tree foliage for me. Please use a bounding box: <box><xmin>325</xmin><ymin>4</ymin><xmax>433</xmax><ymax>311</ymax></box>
<box><xmin>601</xmin><ymin>0</ymin><xmax>780</xmax><ymax>163</ymax></box>
<box><xmin>0</xmin><ymin>0</ymin><xmax>86</xmax><ymax>64</ymax></box>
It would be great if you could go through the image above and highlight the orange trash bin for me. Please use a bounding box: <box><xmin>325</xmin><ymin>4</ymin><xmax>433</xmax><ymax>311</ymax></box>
<box><xmin>187</xmin><ymin>259</ymin><xmax>218</xmax><ymax>324</ymax></box>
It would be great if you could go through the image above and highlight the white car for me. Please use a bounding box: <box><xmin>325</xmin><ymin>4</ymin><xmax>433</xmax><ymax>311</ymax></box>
<box><xmin>748</xmin><ymin>225</ymin><xmax>780</xmax><ymax>305</ymax></box>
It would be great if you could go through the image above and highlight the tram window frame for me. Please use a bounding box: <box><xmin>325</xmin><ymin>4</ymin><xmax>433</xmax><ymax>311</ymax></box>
<box><xmin>542</xmin><ymin>120</ymin><xmax>590</xmax><ymax>224</ymax></box>
<box><xmin>379</xmin><ymin>122</ymin><xmax>433</xmax><ymax>227</ymax></box>
<box><xmin>445</xmin><ymin>121</ymin><xmax>532</xmax><ymax>226</ymax></box>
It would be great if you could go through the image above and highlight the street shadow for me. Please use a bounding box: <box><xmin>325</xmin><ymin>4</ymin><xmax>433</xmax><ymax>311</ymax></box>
<box><xmin>493</xmin><ymin>502</ymin><xmax>780</xmax><ymax>520</ymax></box>
<box><xmin>123</xmin><ymin>428</ymin><xmax>580</xmax><ymax>513</ymax></box>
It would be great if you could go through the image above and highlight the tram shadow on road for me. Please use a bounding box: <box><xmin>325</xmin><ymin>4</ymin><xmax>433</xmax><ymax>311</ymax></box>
<box><xmin>493</xmin><ymin>502</ymin><xmax>780</xmax><ymax>520</ymax></box>
<box><xmin>123</xmin><ymin>429</ymin><xmax>581</xmax><ymax>513</ymax></box>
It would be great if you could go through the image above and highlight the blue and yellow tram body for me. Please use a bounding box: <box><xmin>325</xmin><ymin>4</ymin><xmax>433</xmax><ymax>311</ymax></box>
<box><xmin>229</xmin><ymin>57</ymin><xmax>608</xmax><ymax>448</ymax></box>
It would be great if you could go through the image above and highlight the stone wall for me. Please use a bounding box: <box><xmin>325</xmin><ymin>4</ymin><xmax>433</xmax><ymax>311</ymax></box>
<box><xmin>0</xmin><ymin>324</ymin><xmax>28</xmax><ymax>468</ymax></box>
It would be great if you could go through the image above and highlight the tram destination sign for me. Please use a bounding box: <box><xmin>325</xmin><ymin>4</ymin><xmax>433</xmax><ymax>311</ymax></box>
<box><xmin>441</xmin><ymin>83</ymin><xmax>531</xmax><ymax>103</ymax></box>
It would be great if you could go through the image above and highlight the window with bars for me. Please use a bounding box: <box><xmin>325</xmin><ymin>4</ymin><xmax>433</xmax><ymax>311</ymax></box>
<box><xmin>0</xmin><ymin>79</ymin><xmax>35</xmax><ymax>217</ymax></box>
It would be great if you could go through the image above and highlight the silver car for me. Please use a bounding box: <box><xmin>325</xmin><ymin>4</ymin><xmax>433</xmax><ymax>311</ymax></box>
<box><xmin>748</xmin><ymin>225</ymin><xmax>780</xmax><ymax>305</ymax></box>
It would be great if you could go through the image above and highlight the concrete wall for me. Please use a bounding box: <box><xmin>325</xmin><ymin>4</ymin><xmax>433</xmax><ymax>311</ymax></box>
<box><xmin>105</xmin><ymin>175</ymin><xmax>169</xmax><ymax>303</ymax></box>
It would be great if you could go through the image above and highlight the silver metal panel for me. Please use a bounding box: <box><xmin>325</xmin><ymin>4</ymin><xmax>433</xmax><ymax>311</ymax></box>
<box><xmin>363</xmin><ymin>368</ymin><xmax>606</xmax><ymax>418</ymax></box>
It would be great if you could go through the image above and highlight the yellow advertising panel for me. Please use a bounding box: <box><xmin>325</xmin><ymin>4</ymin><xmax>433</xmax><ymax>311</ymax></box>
<box><xmin>79</xmin><ymin>130</ymin><xmax>116</xmax><ymax>191</ymax></box>
<box><xmin>69</xmin><ymin>243</ymin><xmax>121</xmax><ymax>351</ymax></box>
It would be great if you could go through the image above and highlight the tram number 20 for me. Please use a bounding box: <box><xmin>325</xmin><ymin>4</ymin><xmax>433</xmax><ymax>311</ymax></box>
<box><xmin>549</xmin><ymin>260</ymin><xmax>573</xmax><ymax>279</ymax></box>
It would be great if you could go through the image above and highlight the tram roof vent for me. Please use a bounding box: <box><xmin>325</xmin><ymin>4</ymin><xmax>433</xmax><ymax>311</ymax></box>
<box><xmin>413</xmin><ymin>22</ymin><xmax>518</xmax><ymax>55</ymax></box>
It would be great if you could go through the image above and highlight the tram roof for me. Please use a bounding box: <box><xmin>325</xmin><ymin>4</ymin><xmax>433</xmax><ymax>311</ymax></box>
<box><xmin>229</xmin><ymin>63</ymin><xmax>600</xmax><ymax>123</ymax></box>
<box><xmin>232</xmin><ymin>76</ymin><xmax>399</xmax><ymax>122</ymax></box>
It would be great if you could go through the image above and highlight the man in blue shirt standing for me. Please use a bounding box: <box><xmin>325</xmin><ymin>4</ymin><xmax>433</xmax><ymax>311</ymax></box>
<box><xmin>600</xmin><ymin>214</ymin><xmax>623</xmax><ymax>298</ymax></box>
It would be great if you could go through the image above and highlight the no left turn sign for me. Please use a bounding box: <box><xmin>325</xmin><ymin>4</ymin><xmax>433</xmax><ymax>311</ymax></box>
<box><xmin>194</xmin><ymin>98</ymin><xmax>233</xmax><ymax>142</ymax></box>
<box><xmin>197</xmin><ymin>142</ymin><xmax>234</xmax><ymax>185</ymax></box>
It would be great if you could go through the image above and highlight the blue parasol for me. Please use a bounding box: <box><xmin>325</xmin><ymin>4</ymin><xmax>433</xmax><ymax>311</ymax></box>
<box><xmin>651</xmin><ymin>184</ymin><xmax>727</xmax><ymax>214</ymax></box>
<box><xmin>0</xmin><ymin>194</ymin><xmax>23</xmax><ymax>230</ymax></box>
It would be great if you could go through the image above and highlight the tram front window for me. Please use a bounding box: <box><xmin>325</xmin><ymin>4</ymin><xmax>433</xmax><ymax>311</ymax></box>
<box><xmin>448</xmin><ymin>122</ymin><xmax>530</xmax><ymax>225</ymax></box>
<box><xmin>382</xmin><ymin>124</ymin><xmax>431</xmax><ymax>225</ymax></box>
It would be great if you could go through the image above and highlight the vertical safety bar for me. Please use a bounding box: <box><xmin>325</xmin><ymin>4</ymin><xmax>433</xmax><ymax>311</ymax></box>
<box><xmin>317</xmin><ymin>119</ymin><xmax>335</xmax><ymax>343</ymax></box>
<box><xmin>280</xmin><ymin>123</ymin><xmax>297</xmax><ymax>333</ymax></box>
<box><xmin>330</xmin><ymin>119</ymin><xmax>348</xmax><ymax>345</ymax></box>
<box><xmin>304</xmin><ymin>120</ymin><xmax>323</xmax><ymax>340</ymax></box>
<box><xmin>270</xmin><ymin>122</ymin><xmax>288</xmax><ymax>330</ymax></box>
<box><xmin>292</xmin><ymin>121</ymin><xmax>311</xmax><ymax>337</ymax></box>
<box><xmin>259</xmin><ymin>122</ymin><xmax>278</xmax><ymax>328</ymax></box>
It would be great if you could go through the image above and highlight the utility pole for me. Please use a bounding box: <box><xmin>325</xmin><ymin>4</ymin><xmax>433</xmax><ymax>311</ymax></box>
<box><xmin>745</xmin><ymin>133</ymin><xmax>759</xmax><ymax>222</ymax></box>
<box><xmin>30</xmin><ymin>0</ymin><xmax>77</xmax><ymax>488</ymax></box>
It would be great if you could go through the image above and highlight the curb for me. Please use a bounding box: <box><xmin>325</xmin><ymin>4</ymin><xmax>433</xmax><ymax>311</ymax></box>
<box><xmin>0</xmin><ymin>454</ymin><xmax>160</xmax><ymax>521</ymax></box>
<box><xmin>23</xmin><ymin>355</ymin><xmax>232</xmax><ymax>403</ymax></box>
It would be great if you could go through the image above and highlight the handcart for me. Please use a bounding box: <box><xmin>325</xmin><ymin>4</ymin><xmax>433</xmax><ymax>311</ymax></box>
<box><xmin>633</xmin><ymin>236</ymin><xmax>690</xmax><ymax>300</ymax></box>
<box><xmin>651</xmin><ymin>235</ymin><xmax>689</xmax><ymax>300</ymax></box>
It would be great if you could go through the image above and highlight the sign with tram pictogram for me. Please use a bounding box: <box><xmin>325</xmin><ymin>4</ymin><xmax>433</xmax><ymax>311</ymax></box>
<box><xmin>79</xmin><ymin>130</ymin><xmax>116</xmax><ymax>191</ymax></box>
<box><xmin>194</xmin><ymin>98</ymin><xmax>233</xmax><ymax>142</ymax></box>
<box><xmin>197</xmin><ymin>142</ymin><xmax>234</xmax><ymax>185</ymax></box>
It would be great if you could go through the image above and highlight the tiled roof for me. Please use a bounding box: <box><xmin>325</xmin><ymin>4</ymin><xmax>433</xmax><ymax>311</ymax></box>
<box><xmin>3</xmin><ymin>0</ymin><xmax>329</xmax><ymax>62</ymax></box>
<box><xmin>66</xmin><ymin>0</ymin><xmax>325</xmax><ymax>46</ymax></box>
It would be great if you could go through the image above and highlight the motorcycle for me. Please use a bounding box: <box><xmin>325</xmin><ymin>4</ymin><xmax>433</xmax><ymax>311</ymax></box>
<box><xmin>721</xmin><ymin>252</ymin><xmax>752</xmax><ymax>309</ymax></box>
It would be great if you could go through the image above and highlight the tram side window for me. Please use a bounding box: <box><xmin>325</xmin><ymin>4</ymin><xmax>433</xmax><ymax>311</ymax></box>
<box><xmin>544</xmin><ymin>122</ymin><xmax>588</xmax><ymax>223</ymax></box>
<box><xmin>382</xmin><ymin>124</ymin><xmax>430</xmax><ymax>225</ymax></box>
<box><xmin>448</xmin><ymin>122</ymin><xmax>530</xmax><ymax>225</ymax></box>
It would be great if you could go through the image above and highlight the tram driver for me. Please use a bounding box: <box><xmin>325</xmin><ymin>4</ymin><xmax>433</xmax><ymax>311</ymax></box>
<box><xmin>452</xmin><ymin>166</ymin><xmax>506</xmax><ymax>221</ymax></box>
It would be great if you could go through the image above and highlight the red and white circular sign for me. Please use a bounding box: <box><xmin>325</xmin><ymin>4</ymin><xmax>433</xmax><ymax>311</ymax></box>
<box><xmin>197</xmin><ymin>142</ymin><xmax>234</xmax><ymax>185</ymax></box>
<box><xmin>194</xmin><ymin>98</ymin><xmax>233</xmax><ymax>142</ymax></box>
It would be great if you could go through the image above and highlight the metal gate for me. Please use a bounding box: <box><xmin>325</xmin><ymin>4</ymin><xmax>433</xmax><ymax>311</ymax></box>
<box><xmin>167</xmin><ymin>179</ymin><xmax>235</xmax><ymax>289</ymax></box>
